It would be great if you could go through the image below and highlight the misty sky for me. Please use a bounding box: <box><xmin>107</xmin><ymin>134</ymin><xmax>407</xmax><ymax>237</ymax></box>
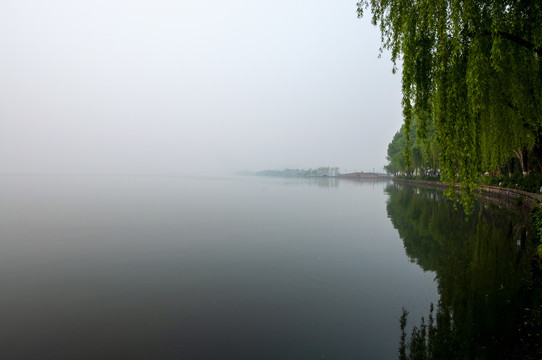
<box><xmin>0</xmin><ymin>0</ymin><xmax>403</xmax><ymax>176</ymax></box>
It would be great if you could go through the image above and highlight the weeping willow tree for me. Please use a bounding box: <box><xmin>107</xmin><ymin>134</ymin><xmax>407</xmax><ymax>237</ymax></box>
<box><xmin>358</xmin><ymin>1</ymin><xmax>542</xmax><ymax>209</ymax></box>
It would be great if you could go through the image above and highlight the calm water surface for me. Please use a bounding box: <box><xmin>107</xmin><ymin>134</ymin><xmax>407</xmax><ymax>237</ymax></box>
<box><xmin>0</xmin><ymin>175</ymin><xmax>538</xmax><ymax>359</ymax></box>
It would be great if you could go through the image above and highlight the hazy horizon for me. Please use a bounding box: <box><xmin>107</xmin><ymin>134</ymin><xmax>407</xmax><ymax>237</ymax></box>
<box><xmin>0</xmin><ymin>0</ymin><xmax>403</xmax><ymax>177</ymax></box>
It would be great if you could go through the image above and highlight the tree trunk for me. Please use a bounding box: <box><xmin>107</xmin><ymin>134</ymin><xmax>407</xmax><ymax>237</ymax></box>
<box><xmin>513</xmin><ymin>149</ymin><xmax>529</xmax><ymax>176</ymax></box>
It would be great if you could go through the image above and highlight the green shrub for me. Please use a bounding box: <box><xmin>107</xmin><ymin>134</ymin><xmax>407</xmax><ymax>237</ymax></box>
<box><xmin>529</xmin><ymin>207</ymin><xmax>542</xmax><ymax>248</ymax></box>
<box><xmin>486</xmin><ymin>173</ymin><xmax>542</xmax><ymax>193</ymax></box>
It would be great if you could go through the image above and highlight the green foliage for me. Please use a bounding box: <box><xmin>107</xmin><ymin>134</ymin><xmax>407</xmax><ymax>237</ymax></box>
<box><xmin>482</xmin><ymin>173</ymin><xmax>542</xmax><ymax>193</ymax></box>
<box><xmin>385</xmin><ymin>116</ymin><xmax>440</xmax><ymax>177</ymax></box>
<box><xmin>360</xmin><ymin>0</ymin><xmax>542</xmax><ymax>210</ymax></box>
<box><xmin>530</xmin><ymin>206</ymin><xmax>542</xmax><ymax>246</ymax></box>
<box><xmin>384</xmin><ymin>129</ymin><xmax>407</xmax><ymax>175</ymax></box>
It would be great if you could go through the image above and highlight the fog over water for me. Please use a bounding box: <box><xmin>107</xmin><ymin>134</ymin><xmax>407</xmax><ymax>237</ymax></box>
<box><xmin>0</xmin><ymin>0</ymin><xmax>402</xmax><ymax>176</ymax></box>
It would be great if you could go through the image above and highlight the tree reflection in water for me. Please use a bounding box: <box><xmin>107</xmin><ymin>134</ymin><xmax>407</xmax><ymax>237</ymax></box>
<box><xmin>385</xmin><ymin>183</ymin><xmax>542</xmax><ymax>359</ymax></box>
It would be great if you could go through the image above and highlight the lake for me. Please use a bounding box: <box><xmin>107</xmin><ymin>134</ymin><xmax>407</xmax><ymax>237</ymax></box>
<box><xmin>0</xmin><ymin>175</ymin><xmax>540</xmax><ymax>359</ymax></box>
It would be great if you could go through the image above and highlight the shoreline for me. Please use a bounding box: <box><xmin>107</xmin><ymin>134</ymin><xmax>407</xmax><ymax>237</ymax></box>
<box><xmin>392</xmin><ymin>178</ymin><xmax>542</xmax><ymax>213</ymax></box>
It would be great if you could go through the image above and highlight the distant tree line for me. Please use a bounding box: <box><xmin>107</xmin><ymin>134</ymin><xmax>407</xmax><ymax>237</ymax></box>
<box><xmin>255</xmin><ymin>167</ymin><xmax>340</xmax><ymax>177</ymax></box>
<box><xmin>385</xmin><ymin>114</ymin><xmax>542</xmax><ymax>179</ymax></box>
<box><xmin>385</xmin><ymin>116</ymin><xmax>439</xmax><ymax>177</ymax></box>
<box><xmin>385</xmin><ymin>115</ymin><xmax>542</xmax><ymax>194</ymax></box>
